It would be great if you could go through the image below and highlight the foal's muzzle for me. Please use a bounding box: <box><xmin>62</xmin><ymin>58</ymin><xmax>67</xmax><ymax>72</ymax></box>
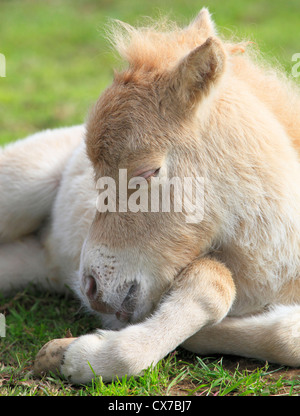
<box><xmin>83</xmin><ymin>274</ymin><xmax>138</xmax><ymax>323</ymax></box>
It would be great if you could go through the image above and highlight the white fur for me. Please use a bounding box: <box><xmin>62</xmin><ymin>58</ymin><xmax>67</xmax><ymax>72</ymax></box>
<box><xmin>0</xmin><ymin>125</ymin><xmax>83</xmax><ymax>243</ymax></box>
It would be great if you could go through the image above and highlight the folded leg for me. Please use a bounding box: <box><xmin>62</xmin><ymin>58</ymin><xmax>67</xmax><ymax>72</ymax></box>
<box><xmin>0</xmin><ymin>236</ymin><xmax>59</xmax><ymax>296</ymax></box>
<box><xmin>182</xmin><ymin>304</ymin><xmax>300</xmax><ymax>367</ymax></box>
<box><xmin>56</xmin><ymin>257</ymin><xmax>236</xmax><ymax>383</ymax></box>
<box><xmin>0</xmin><ymin>125</ymin><xmax>84</xmax><ymax>242</ymax></box>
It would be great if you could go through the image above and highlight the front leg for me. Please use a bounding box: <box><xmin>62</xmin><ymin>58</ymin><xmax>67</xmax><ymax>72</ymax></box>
<box><xmin>40</xmin><ymin>257</ymin><xmax>236</xmax><ymax>383</ymax></box>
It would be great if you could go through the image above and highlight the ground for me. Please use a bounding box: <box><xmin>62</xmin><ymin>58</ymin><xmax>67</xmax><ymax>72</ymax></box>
<box><xmin>0</xmin><ymin>287</ymin><xmax>299</xmax><ymax>396</ymax></box>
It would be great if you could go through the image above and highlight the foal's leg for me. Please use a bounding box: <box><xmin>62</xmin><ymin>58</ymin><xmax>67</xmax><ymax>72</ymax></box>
<box><xmin>182</xmin><ymin>304</ymin><xmax>300</xmax><ymax>367</ymax></box>
<box><xmin>0</xmin><ymin>236</ymin><xmax>59</xmax><ymax>296</ymax></box>
<box><xmin>0</xmin><ymin>125</ymin><xmax>84</xmax><ymax>242</ymax></box>
<box><xmin>41</xmin><ymin>257</ymin><xmax>236</xmax><ymax>383</ymax></box>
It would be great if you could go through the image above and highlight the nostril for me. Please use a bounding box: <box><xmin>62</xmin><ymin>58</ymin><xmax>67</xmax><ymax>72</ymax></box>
<box><xmin>85</xmin><ymin>275</ymin><xmax>97</xmax><ymax>300</ymax></box>
<box><xmin>84</xmin><ymin>274</ymin><xmax>116</xmax><ymax>314</ymax></box>
<box><xmin>116</xmin><ymin>283</ymin><xmax>138</xmax><ymax>322</ymax></box>
<box><xmin>123</xmin><ymin>284</ymin><xmax>138</xmax><ymax>310</ymax></box>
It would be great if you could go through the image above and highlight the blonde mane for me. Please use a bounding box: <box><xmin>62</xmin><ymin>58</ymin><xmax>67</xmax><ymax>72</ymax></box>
<box><xmin>106</xmin><ymin>9</ymin><xmax>300</xmax><ymax>151</ymax></box>
<box><xmin>107</xmin><ymin>11</ymin><xmax>247</xmax><ymax>72</ymax></box>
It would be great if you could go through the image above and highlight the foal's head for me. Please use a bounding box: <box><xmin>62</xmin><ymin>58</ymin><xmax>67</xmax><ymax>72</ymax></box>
<box><xmin>78</xmin><ymin>9</ymin><xmax>230</xmax><ymax>327</ymax></box>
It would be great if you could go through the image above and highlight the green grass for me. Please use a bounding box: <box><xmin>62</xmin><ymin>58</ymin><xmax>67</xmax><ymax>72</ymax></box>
<box><xmin>0</xmin><ymin>0</ymin><xmax>299</xmax><ymax>145</ymax></box>
<box><xmin>1</xmin><ymin>288</ymin><xmax>299</xmax><ymax>396</ymax></box>
<box><xmin>1</xmin><ymin>0</ymin><xmax>300</xmax><ymax>397</ymax></box>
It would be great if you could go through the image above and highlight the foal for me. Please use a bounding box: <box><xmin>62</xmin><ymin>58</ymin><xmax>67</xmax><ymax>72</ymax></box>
<box><xmin>1</xmin><ymin>8</ymin><xmax>299</xmax><ymax>383</ymax></box>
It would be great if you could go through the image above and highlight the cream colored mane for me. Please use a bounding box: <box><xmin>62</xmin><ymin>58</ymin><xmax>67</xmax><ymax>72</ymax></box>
<box><xmin>107</xmin><ymin>8</ymin><xmax>300</xmax><ymax>150</ymax></box>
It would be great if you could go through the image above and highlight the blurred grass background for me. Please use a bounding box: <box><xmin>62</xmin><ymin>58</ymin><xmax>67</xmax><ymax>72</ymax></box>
<box><xmin>0</xmin><ymin>0</ymin><xmax>299</xmax><ymax>146</ymax></box>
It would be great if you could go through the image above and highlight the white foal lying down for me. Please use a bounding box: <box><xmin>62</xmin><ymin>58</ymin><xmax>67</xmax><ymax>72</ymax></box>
<box><xmin>1</xmin><ymin>8</ymin><xmax>299</xmax><ymax>383</ymax></box>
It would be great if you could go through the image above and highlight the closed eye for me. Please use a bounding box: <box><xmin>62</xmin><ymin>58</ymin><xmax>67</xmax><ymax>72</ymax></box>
<box><xmin>140</xmin><ymin>168</ymin><xmax>160</xmax><ymax>180</ymax></box>
<box><xmin>135</xmin><ymin>167</ymin><xmax>160</xmax><ymax>180</ymax></box>
<box><xmin>128</xmin><ymin>167</ymin><xmax>161</xmax><ymax>188</ymax></box>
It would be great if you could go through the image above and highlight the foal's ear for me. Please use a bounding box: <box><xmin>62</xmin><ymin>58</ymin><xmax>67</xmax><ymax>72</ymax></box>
<box><xmin>188</xmin><ymin>7</ymin><xmax>216</xmax><ymax>37</ymax></box>
<box><xmin>167</xmin><ymin>37</ymin><xmax>226</xmax><ymax>111</ymax></box>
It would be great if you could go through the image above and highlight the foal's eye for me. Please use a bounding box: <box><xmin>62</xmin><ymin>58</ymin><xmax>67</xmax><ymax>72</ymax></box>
<box><xmin>138</xmin><ymin>168</ymin><xmax>160</xmax><ymax>180</ymax></box>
